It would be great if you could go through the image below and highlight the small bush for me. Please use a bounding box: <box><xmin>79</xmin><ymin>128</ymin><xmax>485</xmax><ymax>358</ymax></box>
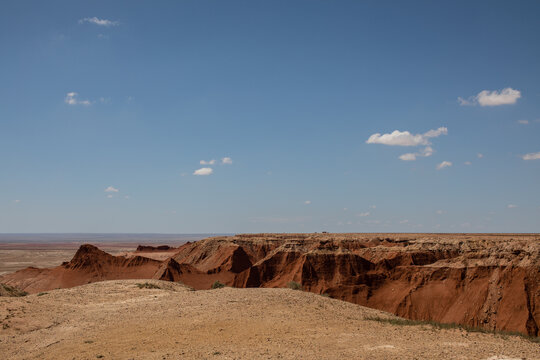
<box><xmin>287</xmin><ymin>281</ymin><xmax>302</xmax><ymax>291</ymax></box>
<box><xmin>0</xmin><ymin>283</ymin><xmax>28</xmax><ymax>297</ymax></box>
<box><xmin>136</xmin><ymin>282</ymin><xmax>161</xmax><ymax>289</ymax></box>
<box><xmin>365</xmin><ymin>316</ymin><xmax>540</xmax><ymax>343</ymax></box>
<box><xmin>211</xmin><ymin>281</ymin><xmax>225</xmax><ymax>289</ymax></box>
<box><xmin>37</xmin><ymin>292</ymin><xmax>48</xmax><ymax>296</ymax></box>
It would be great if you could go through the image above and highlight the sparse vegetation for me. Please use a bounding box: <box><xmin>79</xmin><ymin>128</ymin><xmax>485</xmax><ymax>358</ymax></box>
<box><xmin>37</xmin><ymin>292</ymin><xmax>48</xmax><ymax>296</ymax></box>
<box><xmin>287</xmin><ymin>281</ymin><xmax>302</xmax><ymax>291</ymax></box>
<box><xmin>136</xmin><ymin>282</ymin><xmax>161</xmax><ymax>290</ymax></box>
<box><xmin>365</xmin><ymin>316</ymin><xmax>540</xmax><ymax>343</ymax></box>
<box><xmin>0</xmin><ymin>283</ymin><xmax>28</xmax><ymax>297</ymax></box>
<box><xmin>211</xmin><ymin>281</ymin><xmax>225</xmax><ymax>289</ymax></box>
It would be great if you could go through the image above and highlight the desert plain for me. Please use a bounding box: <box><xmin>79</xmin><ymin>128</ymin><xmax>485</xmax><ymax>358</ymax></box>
<box><xmin>0</xmin><ymin>233</ymin><xmax>539</xmax><ymax>359</ymax></box>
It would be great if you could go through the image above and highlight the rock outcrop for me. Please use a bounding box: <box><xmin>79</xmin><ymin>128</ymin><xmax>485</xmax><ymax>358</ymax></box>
<box><xmin>1</xmin><ymin>244</ymin><xmax>162</xmax><ymax>294</ymax></box>
<box><xmin>170</xmin><ymin>233</ymin><xmax>540</xmax><ymax>336</ymax></box>
<box><xmin>2</xmin><ymin>234</ymin><xmax>539</xmax><ymax>336</ymax></box>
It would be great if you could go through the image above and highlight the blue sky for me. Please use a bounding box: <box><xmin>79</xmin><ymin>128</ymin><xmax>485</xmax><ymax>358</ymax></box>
<box><xmin>1</xmin><ymin>1</ymin><xmax>539</xmax><ymax>233</ymax></box>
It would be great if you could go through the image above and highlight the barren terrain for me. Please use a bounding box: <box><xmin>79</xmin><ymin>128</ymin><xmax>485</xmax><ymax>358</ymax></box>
<box><xmin>2</xmin><ymin>233</ymin><xmax>539</xmax><ymax>338</ymax></box>
<box><xmin>1</xmin><ymin>280</ymin><xmax>538</xmax><ymax>360</ymax></box>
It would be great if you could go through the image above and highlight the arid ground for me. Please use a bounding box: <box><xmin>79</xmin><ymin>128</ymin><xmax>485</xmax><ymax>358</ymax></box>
<box><xmin>1</xmin><ymin>279</ymin><xmax>539</xmax><ymax>360</ymax></box>
<box><xmin>1</xmin><ymin>233</ymin><xmax>539</xmax><ymax>359</ymax></box>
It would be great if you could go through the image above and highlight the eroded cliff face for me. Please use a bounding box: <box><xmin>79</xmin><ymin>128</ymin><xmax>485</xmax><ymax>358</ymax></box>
<box><xmin>2</xmin><ymin>234</ymin><xmax>538</xmax><ymax>336</ymax></box>
<box><xmin>170</xmin><ymin>233</ymin><xmax>540</xmax><ymax>336</ymax></box>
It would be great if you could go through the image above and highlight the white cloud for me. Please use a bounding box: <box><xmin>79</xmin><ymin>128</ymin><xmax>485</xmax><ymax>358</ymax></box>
<box><xmin>78</xmin><ymin>17</ymin><xmax>119</xmax><ymax>27</ymax></box>
<box><xmin>193</xmin><ymin>167</ymin><xmax>213</xmax><ymax>176</ymax></box>
<box><xmin>399</xmin><ymin>219</ymin><xmax>409</xmax><ymax>224</ymax></box>
<box><xmin>222</xmin><ymin>157</ymin><xmax>233</xmax><ymax>165</ymax></box>
<box><xmin>370</xmin><ymin>205</ymin><xmax>376</xmax><ymax>209</ymax></box>
<box><xmin>65</xmin><ymin>92</ymin><xmax>91</xmax><ymax>106</ymax></box>
<box><xmin>399</xmin><ymin>146</ymin><xmax>434</xmax><ymax>161</ymax></box>
<box><xmin>105</xmin><ymin>186</ymin><xmax>119</xmax><ymax>193</ymax></box>
<box><xmin>507</xmin><ymin>204</ymin><xmax>518</xmax><ymax>209</ymax></box>
<box><xmin>304</xmin><ymin>200</ymin><xmax>311</xmax><ymax>205</ymax></box>
<box><xmin>107</xmin><ymin>194</ymin><xmax>113</xmax><ymax>199</ymax></box>
<box><xmin>518</xmin><ymin>120</ymin><xmax>529</xmax><ymax>125</ymax></box>
<box><xmin>200</xmin><ymin>159</ymin><xmax>216</xmax><ymax>165</ymax></box>
<box><xmin>357</xmin><ymin>212</ymin><xmax>370</xmax><ymax>217</ymax></box>
<box><xmin>436</xmin><ymin>161</ymin><xmax>452</xmax><ymax>170</ymax></box>
<box><xmin>464</xmin><ymin>161</ymin><xmax>472</xmax><ymax>165</ymax></box>
<box><xmin>367</xmin><ymin>127</ymin><xmax>447</xmax><ymax>147</ymax></box>
<box><xmin>435</xmin><ymin>210</ymin><xmax>444</xmax><ymax>215</ymax></box>
<box><xmin>458</xmin><ymin>87</ymin><xmax>521</xmax><ymax>107</ymax></box>
<box><xmin>522</xmin><ymin>152</ymin><xmax>540</xmax><ymax>160</ymax></box>
<box><xmin>124</xmin><ymin>195</ymin><xmax>130</xmax><ymax>199</ymax></box>
<box><xmin>13</xmin><ymin>199</ymin><xmax>21</xmax><ymax>204</ymax></box>
<box><xmin>399</xmin><ymin>153</ymin><xmax>417</xmax><ymax>161</ymax></box>
<box><xmin>477</xmin><ymin>153</ymin><xmax>484</xmax><ymax>159</ymax></box>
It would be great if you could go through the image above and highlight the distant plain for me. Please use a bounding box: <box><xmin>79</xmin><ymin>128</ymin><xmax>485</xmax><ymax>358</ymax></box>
<box><xmin>0</xmin><ymin>234</ymin><xmax>223</xmax><ymax>275</ymax></box>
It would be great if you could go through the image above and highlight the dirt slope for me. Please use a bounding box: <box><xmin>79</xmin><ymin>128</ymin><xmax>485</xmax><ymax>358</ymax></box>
<box><xmin>1</xmin><ymin>280</ymin><xmax>538</xmax><ymax>360</ymax></box>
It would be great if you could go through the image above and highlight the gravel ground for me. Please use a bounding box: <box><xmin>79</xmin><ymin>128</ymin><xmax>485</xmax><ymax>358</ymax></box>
<box><xmin>0</xmin><ymin>280</ymin><xmax>538</xmax><ymax>359</ymax></box>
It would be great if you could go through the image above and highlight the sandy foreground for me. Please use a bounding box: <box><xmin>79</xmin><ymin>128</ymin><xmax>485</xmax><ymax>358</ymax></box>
<box><xmin>0</xmin><ymin>280</ymin><xmax>538</xmax><ymax>360</ymax></box>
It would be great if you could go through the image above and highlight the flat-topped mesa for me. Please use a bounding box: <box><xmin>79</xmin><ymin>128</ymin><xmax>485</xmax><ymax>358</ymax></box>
<box><xmin>170</xmin><ymin>233</ymin><xmax>540</xmax><ymax>336</ymax></box>
<box><xmin>135</xmin><ymin>245</ymin><xmax>176</xmax><ymax>252</ymax></box>
<box><xmin>1</xmin><ymin>234</ymin><xmax>538</xmax><ymax>337</ymax></box>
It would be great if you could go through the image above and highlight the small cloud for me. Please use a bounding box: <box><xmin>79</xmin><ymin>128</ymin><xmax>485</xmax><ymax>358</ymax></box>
<box><xmin>399</xmin><ymin>219</ymin><xmax>409</xmax><ymax>224</ymax></box>
<box><xmin>343</xmin><ymin>208</ymin><xmax>348</xmax><ymax>211</ymax></box>
<box><xmin>517</xmin><ymin>120</ymin><xmax>529</xmax><ymax>125</ymax></box>
<box><xmin>399</xmin><ymin>146</ymin><xmax>434</xmax><ymax>161</ymax></box>
<box><xmin>435</xmin><ymin>210</ymin><xmax>444</xmax><ymax>215</ymax></box>
<box><xmin>464</xmin><ymin>161</ymin><xmax>472</xmax><ymax>165</ymax></box>
<box><xmin>65</xmin><ymin>92</ymin><xmax>91</xmax><ymax>106</ymax></box>
<box><xmin>370</xmin><ymin>205</ymin><xmax>376</xmax><ymax>209</ymax></box>
<box><xmin>436</xmin><ymin>161</ymin><xmax>452</xmax><ymax>170</ymax></box>
<box><xmin>357</xmin><ymin>212</ymin><xmax>370</xmax><ymax>217</ymax></box>
<box><xmin>99</xmin><ymin>97</ymin><xmax>111</xmax><ymax>104</ymax></box>
<box><xmin>399</xmin><ymin>153</ymin><xmax>416</xmax><ymax>161</ymax></box>
<box><xmin>124</xmin><ymin>195</ymin><xmax>130</xmax><ymax>199</ymax></box>
<box><xmin>222</xmin><ymin>157</ymin><xmax>233</xmax><ymax>165</ymax></box>
<box><xmin>78</xmin><ymin>17</ymin><xmax>119</xmax><ymax>27</ymax></box>
<box><xmin>105</xmin><ymin>186</ymin><xmax>119</xmax><ymax>193</ymax></box>
<box><xmin>458</xmin><ymin>87</ymin><xmax>521</xmax><ymax>107</ymax></box>
<box><xmin>367</xmin><ymin>127</ymin><xmax>447</xmax><ymax>147</ymax></box>
<box><xmin>477</xmin><ymin>153</ymin><xmax>484</xmax><ymax>159</ymax></box>
<box><xmin>507</xmin><ymin>204</ymin><xmax>518</xmax><ymax>209</ymax></box>
<box><xmin>13</xmin><ymin>199</ymin><xmax>21</xmax><ymax>204</ymax></box>
<box><xmin>200</xmin><ymin>159</ymin><xmax>216</xmax><ymax>165</ymax></box>
<box><xmin>193</xmin><ymin>167</ymin><xmax>213</xmax><ymax>176</ymax></box>
<box><xmin>522</xmin><ymin>151</ymin><xmax>540</xmax><ymax>160</ymax></box>
<box><xmin>304</xmin><ymin>200</ymin><xmax>311</xmax><ymax>205</ymax></box>
<box><xmin>97</xmin><ymin>33</ymin><xmax>109</xmax><ymax>40</ymax></box>
<box><xmin>107</xmin><ymin>194</ymin><xmax>113</xmax><ymax>198</ymax></box>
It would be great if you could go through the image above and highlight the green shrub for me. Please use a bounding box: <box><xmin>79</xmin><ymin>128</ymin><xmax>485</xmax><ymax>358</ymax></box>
<box><xmin>211</xmin><ymin>281</ymin><xmax>225</xmax><ymax>289</ymax></box>
<box><xmin>136</xmin><ymin>282</ymin><xmax>161</xmax><ymax>289</ymax></box>
<box><xmin>287</xmin><ymin>281</ymin><xmax>302</xmax><ymax>291</ymax></box>
<box><xmin>365</xmin><ymin>316</ymin><xmax>540</xmax><ymax>343</ymax></box>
